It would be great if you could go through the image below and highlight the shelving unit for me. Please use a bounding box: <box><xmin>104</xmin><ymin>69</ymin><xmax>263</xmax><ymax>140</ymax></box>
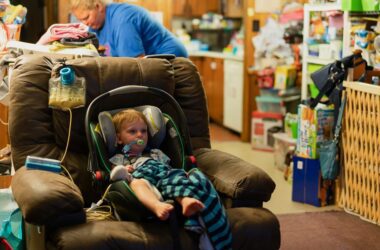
<box><xmin>301</xmin><ymin>2</ymin><xmax>350</xmax><ymax>100</ymax></box>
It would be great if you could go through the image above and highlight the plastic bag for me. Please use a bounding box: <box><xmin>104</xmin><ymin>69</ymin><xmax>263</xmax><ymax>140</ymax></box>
<box><xmin>319</xmin><ymin>139</ymin><xmax>339</xmax><ymax>180</ymax></box>
<box><xmin>0</xmin><ymin>188</ymin><xmax>24</xmax><ymax>250</ymax></box>
<box><xmin>49</xmin><ymin>66</ymin><xmax>86</xmax><ymax>110</ymax></box>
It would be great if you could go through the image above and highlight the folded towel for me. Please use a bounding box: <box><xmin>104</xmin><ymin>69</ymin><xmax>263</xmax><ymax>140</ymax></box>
<box><xmin>37</xmin><ymin>23</ymin><xmax>89</xmax><ymax>45</ymax></box>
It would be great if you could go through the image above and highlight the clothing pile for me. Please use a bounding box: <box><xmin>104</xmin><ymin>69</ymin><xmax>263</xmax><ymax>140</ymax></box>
<box><xmin>37</xmin><ymin>23</ymin><xmax>99</xmax><ymax>54</ymax></box>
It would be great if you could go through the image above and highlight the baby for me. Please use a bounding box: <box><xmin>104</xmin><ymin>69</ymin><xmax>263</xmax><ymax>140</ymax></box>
<box><xmin>110</xmin><ymin>109</ymin><xmax>204</xmax><ymax>220</ymax></box>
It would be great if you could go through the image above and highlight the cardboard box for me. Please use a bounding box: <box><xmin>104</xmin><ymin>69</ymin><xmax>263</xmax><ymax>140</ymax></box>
<box><xmin>296</xmin><ymin>104</ymin><xmax>334</xmax><ymax>159</ymax></box>
<box><xmin>292</xmin><ymin>156</ymin><xmax>334</xmax><ymax>207</ymax></box>
<box><xmin>251</xmin><ymin>111</ymin><xmax>283</xmax><ymax>151</ymax></box>
<box><xmin>274</xmin><ymin>65</ymin><xmax>297</xmax><ymax>90</ymax></box>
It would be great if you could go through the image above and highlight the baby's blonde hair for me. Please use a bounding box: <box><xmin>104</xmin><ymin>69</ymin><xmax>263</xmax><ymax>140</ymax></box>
<box><xmin>70</xmin><ymin>0</ymin><xmax>110</xmax><ymax>10</ymax></box>
<box><xmin>112</xmin><ymin>109</ymin><xmax>148</xmax><ymax>133</ymax></box>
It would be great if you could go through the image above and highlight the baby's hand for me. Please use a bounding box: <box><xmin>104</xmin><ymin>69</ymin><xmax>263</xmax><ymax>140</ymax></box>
<box><xmin>110</xmin><ymin>165</ymin><xmax>133</xmax><ymax>182</ymax></box>
<box><xmin>126</xmin><ymin>165</ymin><xmax>134</xmax><ymax>173</ymax></box>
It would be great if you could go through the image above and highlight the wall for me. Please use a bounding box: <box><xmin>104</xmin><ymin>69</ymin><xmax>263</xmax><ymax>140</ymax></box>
<box><xmin>13</xmin><ymin>0</ymin><xmax>46</xmax><ymax>43</ymax></box>
<box><xmin>113</xmin><ymin>0</ymin><xmax>172</xmax><ymax>29</ymax></box>
<box><xmin>58</xmin><ymin>0</ymin><xmax>71</xmax><ymax>23</ymax></box>
<box><xmin>57</xmin><ymin>0</ymin><xmax>172</xmax><ymax>29</ymax></box>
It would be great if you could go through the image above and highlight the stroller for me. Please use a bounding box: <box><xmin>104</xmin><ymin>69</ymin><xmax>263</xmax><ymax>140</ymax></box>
<box><xmin>85</xmin><ymin>85</ymin><xmax>196</xmax><ymax>221</ymax></box>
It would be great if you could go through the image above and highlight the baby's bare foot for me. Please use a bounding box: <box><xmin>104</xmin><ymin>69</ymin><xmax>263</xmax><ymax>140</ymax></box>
<box><xmin>181</xmin><ymin>197</ymin><xmax>205</xmax><ymax>217</ymax></box>
<box><xmin>154</xmin><ymin>202</ymin><xmax>174</xmax><ymax>221</ymax></box>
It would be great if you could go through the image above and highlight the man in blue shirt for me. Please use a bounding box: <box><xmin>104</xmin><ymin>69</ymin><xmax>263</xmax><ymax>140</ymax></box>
<box><xmin>71</xmin><ymin>0</ymin><xmax>188</xmax><ymax>57</ymax></box>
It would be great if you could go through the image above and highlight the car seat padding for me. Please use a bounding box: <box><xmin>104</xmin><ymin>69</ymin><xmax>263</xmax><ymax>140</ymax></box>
<box><xmin>98</xmin><ymin>105</ymin><xmax>166</xmax><ymax>156</ymax></box>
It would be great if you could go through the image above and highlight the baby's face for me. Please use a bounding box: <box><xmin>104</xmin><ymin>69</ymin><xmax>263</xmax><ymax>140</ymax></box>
<box><xmin>117</xmin><ymin>118</ymin><xmax>148</xmax><ymax>155</ymax></box>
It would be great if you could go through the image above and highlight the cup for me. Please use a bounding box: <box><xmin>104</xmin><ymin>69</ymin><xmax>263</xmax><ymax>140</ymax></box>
<box><xmin>6</xmin><ymin>24</ymin><xmax>21</xmax><ymax>41</ymax></box>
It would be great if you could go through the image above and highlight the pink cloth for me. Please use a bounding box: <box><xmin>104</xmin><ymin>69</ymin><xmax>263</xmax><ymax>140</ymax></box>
<box><xmin>37</xmin><ymin>23</ymin><xmax>89</xmax><ymax>45</ymax></box>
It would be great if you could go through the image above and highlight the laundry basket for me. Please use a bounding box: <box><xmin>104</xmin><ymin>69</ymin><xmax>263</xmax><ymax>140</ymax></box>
<box><xmin>340</xmin><ymin>81</ymin><xmax>380</xmax><ymax>225</ymax></box>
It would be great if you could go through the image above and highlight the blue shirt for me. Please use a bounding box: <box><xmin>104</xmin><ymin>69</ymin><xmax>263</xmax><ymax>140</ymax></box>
<box><xmin>90</xmin><ymin>3</ymin><xmax>188</xmax><ymax>57</ymax></box>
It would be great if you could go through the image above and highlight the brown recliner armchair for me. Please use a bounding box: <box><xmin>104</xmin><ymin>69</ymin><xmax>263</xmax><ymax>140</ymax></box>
<box><xmin>10</xmin><ymin>55</ymin><xmax>280</xmax><ymax>249</ymax></box>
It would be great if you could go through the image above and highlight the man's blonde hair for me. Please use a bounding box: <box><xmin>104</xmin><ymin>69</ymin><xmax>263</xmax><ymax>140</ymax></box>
<box><xmin>70</xmin><ymin>0</ymin><xmax>110</xmax><ymax>10</ymax></box>
<box><xmin>112</xmin><ymin>109</ymin><xmax>148</xmax><ymax>133</ymax></box>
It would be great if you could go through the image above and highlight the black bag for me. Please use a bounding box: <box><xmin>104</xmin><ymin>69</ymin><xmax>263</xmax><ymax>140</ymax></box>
<box><xmin>309</xmin><ymin>53</ymin><xmax>366</xmax><ymax>129</ymax></box>
<box><xmin>310</xmin><ymin>61</ymin><xmax>344</xmax><ymax>106</ymax></box>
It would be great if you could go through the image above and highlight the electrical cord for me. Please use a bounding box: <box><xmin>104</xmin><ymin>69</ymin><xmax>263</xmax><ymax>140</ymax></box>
<box><xmin>60</xmin><ymin>108</ymin><xmax>113</xmax><ymax>221</ymax></box>
<box><xmin>0</xmin><ymin>117</ymin><xmax>8</xmax><ymax>126</ymax></box>
<box><xmin>86</xmin><ymin>184</ymin><xmax>114</xmax><ymax>221</ymax></box>
<box><xmin>59</xmin><ymin>108</ymin><xmax>74</xmax><ymax>183</ymax></box>
<box><xmin>86</xmin><ymin>204</ymin><xmax>114</xmax><ymax>221</ymax></box>
<box><xmin>60</xmin><ymin>108</ymin><xmax>72</xmax><ymax>164</ymax></box>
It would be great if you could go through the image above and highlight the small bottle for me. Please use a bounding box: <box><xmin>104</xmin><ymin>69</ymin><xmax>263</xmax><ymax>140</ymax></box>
<box><xmin>49</xmin><ymin>67</ymin><xmax>86</xmax><ymax>109</ymax></box>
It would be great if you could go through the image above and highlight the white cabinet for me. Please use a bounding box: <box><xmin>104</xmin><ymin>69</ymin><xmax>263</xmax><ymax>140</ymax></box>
<box><xmin>301</xmin><ymin>3</ymin><xmax>350</xmax><ymax>100</ymax></box>
<box><xmin>223</xmin><ymin>59</ymin><xmax>243</xmax><ymax>133</ymax></box>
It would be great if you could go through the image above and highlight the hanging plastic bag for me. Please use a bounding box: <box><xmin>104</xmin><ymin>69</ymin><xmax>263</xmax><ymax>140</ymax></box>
<box><xmin>319</xmin><ymin>94</ymin><xmax>346</xmax><ymax>180</ymax></box>
<box><xmin>319</xmin><ymin>140</ymin><xmax>339</xmax><ymax>180</ymax></box>
<box><xmin>48</xmin><ymin>66</ymin><xmax>86</xmax><ymax>110</ymax></box>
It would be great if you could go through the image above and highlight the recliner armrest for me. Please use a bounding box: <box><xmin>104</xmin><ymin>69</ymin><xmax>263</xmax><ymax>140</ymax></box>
<box><xmin>194</xmin><ymin>148</ymin><xmax>276</xmax><ymax>207</ymax></box>
<box><xmin>11</xmin><ymin>167</ymin><xmax>85</xmax><ymax>226</ymax></box>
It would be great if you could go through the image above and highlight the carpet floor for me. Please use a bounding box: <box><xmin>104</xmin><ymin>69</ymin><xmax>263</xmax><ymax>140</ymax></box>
<box><xmin>278</xmin><ymin>210</ymin><xmax>380</xmax><ymax>250</ymax></box>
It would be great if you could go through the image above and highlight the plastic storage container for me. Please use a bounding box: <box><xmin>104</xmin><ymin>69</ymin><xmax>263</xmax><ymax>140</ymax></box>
<box><xmin>255</xmin><ymin>95</ymin><xmax>300</xmax><ymax>114</ymax></box>
<box><xmin>259</xmin><ymin>88</ymin><xmax>280</xmax><ymax>97</ymax></box>
<box><xmin>255</xmin><ymin>96</ymin><xmax>282</xmax><ymax>113</ymax></box>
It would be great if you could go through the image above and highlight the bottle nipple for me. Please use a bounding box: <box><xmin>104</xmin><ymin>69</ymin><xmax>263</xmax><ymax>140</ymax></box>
<box><xmin>60</xmin><ymin>67</ymin><xmax>75</xmax><ymax>85</ymax></box>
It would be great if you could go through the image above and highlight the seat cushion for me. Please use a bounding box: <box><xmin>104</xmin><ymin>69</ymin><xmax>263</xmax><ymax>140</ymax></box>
<box><xmin>48</xmin><ymin>220</ymin><xmax>199</xmax><ymax>250</ymax></box>
<box><xmin>46</xmin><ymin>207</ymin><xmax>280</xmax><ymax>250</ymax></box>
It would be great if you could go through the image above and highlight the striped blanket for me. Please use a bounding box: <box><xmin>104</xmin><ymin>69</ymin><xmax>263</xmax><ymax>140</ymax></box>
<box><xmin>132</xmin><ymin>160</ymin><xmax>232</xmax><ymax>250</ymax></box>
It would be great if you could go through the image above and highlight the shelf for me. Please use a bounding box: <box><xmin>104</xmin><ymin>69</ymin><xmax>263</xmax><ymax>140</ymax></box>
<box><xmin>350</xmin><ymin>11</ymin><xmax>380</xmax><ymax>16</ymax></box>
<box><xmin>189</xmin><ymin>28</ymin><xmax>239</xmax><ymax>33</ymax></box>
<box><xmin>304</xmin><ymin>3</ymin><xmax>342</xmax><ymax>12</ymax></box>
<box><xmin>301</xmin><ymin>3</ymin><xmax>348</xmax><ymax>101</ymax></box>
<box><xmin>305</xmin><ymin>56</ymin><xmax>335</xmax><ymax>65</ymax></box>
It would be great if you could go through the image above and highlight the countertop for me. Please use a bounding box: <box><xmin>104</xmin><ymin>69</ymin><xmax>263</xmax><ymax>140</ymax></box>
<box><xmin>188</xmin><ymin>51</ymin><xmax>243</xmax><ymax>61</ymax></box>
